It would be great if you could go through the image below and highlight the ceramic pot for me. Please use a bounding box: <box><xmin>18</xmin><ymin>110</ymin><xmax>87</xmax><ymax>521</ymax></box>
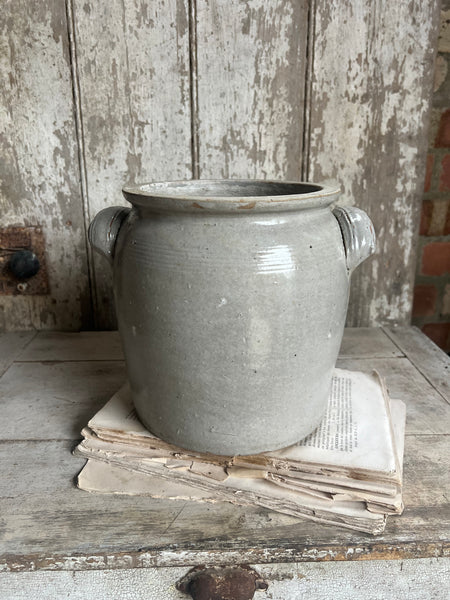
<box><xmin>89</xmin><ymin>180</ymin><xmax>375</xmax><ymax>455</ymax></box>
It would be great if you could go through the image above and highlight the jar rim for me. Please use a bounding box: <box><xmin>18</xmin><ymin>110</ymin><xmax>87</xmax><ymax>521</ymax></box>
<box><xmin>122</xmin><ymin>179</ymin><xmax>340</xmax><ymax>212</ymax></box>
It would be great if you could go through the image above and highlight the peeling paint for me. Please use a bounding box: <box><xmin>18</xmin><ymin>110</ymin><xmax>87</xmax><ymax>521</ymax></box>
<box><xmin>0</xmin><ymin>0</ymin><xmax>90</xmax><ymax>330</ymax></box>
<box><xmin>75</xmin><ymin>0</ymin><xmax>192</xmax><ymax>328</ymax></box>
<box><xmin>308</xmin><ymin>0</ymin><xmax>439</xmax><ymax>326</ymax></box>
<box><xmin>0</xmin><ymin>0</ymin><xmax>439</xmax><ymax>331</ymax></box>
<box><xmin>197</xmin><ymin>0</ymin><xmax>307</xmax><ymax>181</ymax></box>
<box><xmin>1</xmin><ymin>542</ymin><xmax>448</xmax><ymax>573</ymax></box>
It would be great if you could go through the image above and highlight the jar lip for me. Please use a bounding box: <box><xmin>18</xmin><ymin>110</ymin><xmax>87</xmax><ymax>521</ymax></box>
<box><xmin>122</xmin><ymin>179</ymin><xmax>340</xmax><ymax>212</ymax></box>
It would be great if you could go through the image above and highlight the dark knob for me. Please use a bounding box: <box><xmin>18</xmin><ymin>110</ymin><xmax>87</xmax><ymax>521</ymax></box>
<box><xmin>9</xmin><ymin>250</ymin><xmax>40</xmax><ymax>279</ymax></box>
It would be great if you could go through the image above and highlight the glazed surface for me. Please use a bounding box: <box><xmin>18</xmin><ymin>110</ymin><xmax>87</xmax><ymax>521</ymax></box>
<box><xmin>114</xmin><ymin>201</ymin><xmax>349</xmax><ymax>455</ymax></box>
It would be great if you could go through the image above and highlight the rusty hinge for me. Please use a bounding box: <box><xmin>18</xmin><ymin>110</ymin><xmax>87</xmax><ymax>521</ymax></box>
<box><xmin>176</xmin><ymin>565</ymin><xmax>268</xmax><ymax>600</ymax></box>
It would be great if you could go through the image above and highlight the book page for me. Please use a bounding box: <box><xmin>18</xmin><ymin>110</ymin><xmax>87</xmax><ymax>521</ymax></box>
<box><xmin>87</xmin><ymin>369</ymin><xmax>398</xmax><ymax>477</ymax></box>
<box><xmin>260</xmin><ymin>399</ymin><xmax>406</xmax><ymax>498</ymax></box>
<box><xmin>75</xmin><ymin>451</ymin><xmax>386</xmax><ymax>534</ymax></box>
<box><xmin>267</xmin><ymin>369</ymin><xmax>397</xmax><ymax>475</ymax></box>
<box><xmin>78</xmin><ymin>459</ymin><xmax>212</xmax><ymax>500</ymax></box>
<box><xmin>88</xmin><ymin>383</ymin><xmax>152</xmax><ymax>437</ymax></box>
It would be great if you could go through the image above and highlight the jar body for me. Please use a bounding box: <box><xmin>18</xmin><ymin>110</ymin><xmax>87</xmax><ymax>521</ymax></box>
<box><xmin>113</xmin><ymin>200</ymin><xmax>350</xmax><ymax>455</ymax></box>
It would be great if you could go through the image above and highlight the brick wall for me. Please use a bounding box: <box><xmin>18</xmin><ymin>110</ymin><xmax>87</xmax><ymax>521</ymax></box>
<box><xmin>412</xmin><ymin>3</ymin><xmax>450</xmax><ymax>352</ymax></box>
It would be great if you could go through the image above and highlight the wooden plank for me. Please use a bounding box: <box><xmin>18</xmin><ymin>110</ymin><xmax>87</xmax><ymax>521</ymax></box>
<box><xmin>338</xmin><ymin>327</ymin><xmax>403</xmax><ymax>359</ymax></box>
<box><xmin>195</xmin><ymin>0</ymin><xmax>308</xmax><ymax>179</ymax></box>
<box><xmin>0</xmin><ymin>0</ymin><xmax>90</xmax><ymax>331</ymax></box>
<box><xmin>73</xmin><ymin>0</ymin><xmax>192</xmax><ymax>329</ymax></box>
<box><xmin>402</xmin><ymin>435</ymin><xmax>450</xmax><ymax>508</ymax></box>
<box><xmin>0</xmin><ymin>361</ymin><xmax>125</xmax><ymax>440</ymax></box>
<box><xmin>17</xmin><ymin>328</ymin><xmax>397</xmax><ymax>363</ymax></box>
<box><xmin>0</xmin><ymin>331</ymin><xmax>36</xmax><ymax>376</ymax></box>
<box><xmin>18</xmin><ymin>331</ymin><xmax>123</xmax><ymax>362</ymax></box>
<box><xmin>308</xmin><ymin>0</ymin><xmax>440</xmax><ymax>327</ymax></box>
<box><xmin>1</xmin><ymin>329</ymin><xmax>410</xmax><ymax>442</ymax></box>
<box><xmin>383</xmin><ymin>326</ymin><xmax>450</xmax><ymax>403</ymax></box>
<box><xmin>0</xmin><ymin>435</ymin><xmax>448</xmax><ymax>570</ymax></box>
<box><xmin>336</xmin><ymin>357</ymin><xmax>450</xmax><ymax>435</ymax></box>
<box><xmin>1</xmin><ymin>558</ymin><xmax>449</xmax><ymax>600</ymax></box>
<box><xmin>0</xmin><ymin>329</ymin><xmax>448</xmax><ymax>570</ymax></box>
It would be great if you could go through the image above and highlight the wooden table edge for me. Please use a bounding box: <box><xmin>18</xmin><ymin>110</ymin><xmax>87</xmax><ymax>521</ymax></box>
<box><xmin>1</xmin><ymin>540</ymin><xmax>449</xmax><ymax>573</ymax></box>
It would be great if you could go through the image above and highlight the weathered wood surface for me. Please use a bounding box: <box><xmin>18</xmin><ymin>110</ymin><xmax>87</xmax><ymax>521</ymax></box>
<box><xmin>0</xmin><ymin>1</ymin><xmax>441</xmax><ymax>331</ymax></box>
<box><xmin>0</xmin><ymin>0</ymin><xmax>90</xmax><ymax>331</ymax></box>
<box><xmin>0</xmin><ymin>361</ymin><xmax>125</xmax><ymax>440</ymax></box>
<box><xmin>308</xmin><ymin>0</ymin><xmax>441</xmax><ymax>327</ymax></box>
<box><xmin>17</xmin><ymin>331</ymin><xmax>123</xmax><ymax>362</ymax></box>
<box><xmin>15</xmin><ymin>327</ymin><xmax>395</xmax><ymax>363</ymax></box>
<box><xmin>0</xmin><ymin>328</ymin><xmax>448</xmax><ymax>572</ymax></box>
<box><xmin>1</xmin><ymin>558</ymin><xmax>449</xmax><ymax>600</ymax></box>
<box><xmin>383</xmin><ymin>326</ymin><xmax>450</xmax><ymax>403</ymax></box>
<box><xmin>336</xmin><ymin>357</ymin><xmax>450</xmax><ymax>435</ymax></box>
<box><xmin>338</xmin><ymin>327</ymin><xmax>403</xmax><ymax>359</ymax></box>
<box><xmin>0</xmin><ymin>331</ymin><xmax>36</xmax><ymax>377</ymax></box>
<box><xmin>0</xmin><ymin>432</ymin><xmax>448</xmax><ymax>569</ymax></box>
<box><xmin>72</xmin><ymin>0</ymin><xmax>192</xmax><ymax>328</ymax></box>
<box><xmin>195</xmin><ymin>0</ymin><xmax>308</xmax><ymax>180</ymax></box>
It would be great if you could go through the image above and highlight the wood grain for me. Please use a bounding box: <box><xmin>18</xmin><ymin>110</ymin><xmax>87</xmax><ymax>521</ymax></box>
<box><xmin>308</xmin><ymin>0</ymin><xmax>440</xmax><ymax>327</ymax></box>
<box><xmin>0</xmin><ymin>361</ymin><xmax>125</xmax><ymax>440</ymax></box>
<box><xmin>0</xmin><ymin>331</ymin><xmax>36</xmax><ymax>376</ymax></box>
<box><xmin>0</xmin><ymin>329</ymin><xmax>448</xmax><ymax>571</ymax></box>
<box><xmin>0</xmin><ymin>435</ymin><xmax>448</xmax><ymax>570</ymax></box>
<box><xmin>383</xmin><ymin>326</ymin><xmax>450</xmax><ymax>403</ymax></box>
<box><xmin>336</xmin><ymin>356</ymin><xmax>450</xmax><ymax>435</ymax></box>
<box><xmin>18</xmin><ymin>331</ymin><xmax>123</xmax><ymax>362</ymax></box>
<box><xmin>73</xmin><ymin>0</ymin><xmax>193</xmax><ymax>328</ymax></box>
<box><xmin>338</xmin><ymin>327</ymin><xmax>403</xmax><ymax>359</ymax></box>
<box><xmin>0</xmin><ymin>1</ymin><xmax>440</xmax><ymax>332</ymax></box>
<box><xmin>15</xmin><ymin>328</ymin><xmax>396</xmax><ymax>363</ymax></box>
<box><xmin>0</xmin><ymin>0</ymin><xmax>90</xmax><ymax>330</ymax></box>
<box><xmin>0</xmin><ymin>558</ymin><xmax>449</xmax><ymax>599</ymax></box>
<box><xmin>195</xmin><ymin>0</ymin><xmax>308</xmax><ymax>179</ymax></box>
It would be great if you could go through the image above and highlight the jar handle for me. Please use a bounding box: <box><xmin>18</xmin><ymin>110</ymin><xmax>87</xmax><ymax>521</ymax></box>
<box><xmin>88</xmin><ymin>207</ymin><xmax>130</xmax><ymax>263</ymax></box>
<box><xmin>332</xmin><ymin>206</ymin><xmax>376</xmax><ymax>271</ymax></box>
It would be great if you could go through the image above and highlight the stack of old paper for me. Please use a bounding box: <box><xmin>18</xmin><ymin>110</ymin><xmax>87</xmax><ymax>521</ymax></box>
<box><xmin>74</xmin><ymin>369</ymin><xmax>406</xmax><ymax>535</ymax></box>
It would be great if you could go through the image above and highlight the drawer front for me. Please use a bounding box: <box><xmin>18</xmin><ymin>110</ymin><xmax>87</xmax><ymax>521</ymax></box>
<box><xmin>0</xmin><ymin>558</ymin><xmax>449</xmax><ymax>599</ymax></box>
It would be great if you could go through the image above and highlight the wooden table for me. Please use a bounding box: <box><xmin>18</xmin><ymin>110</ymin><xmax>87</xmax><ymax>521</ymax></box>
<box><xmin>0</xmin><ymin>327</ymin><xmax>449</xmax><ymax>599</ymax></box>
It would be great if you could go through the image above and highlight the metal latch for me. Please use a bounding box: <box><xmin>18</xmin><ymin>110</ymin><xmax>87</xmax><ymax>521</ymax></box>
<box><xmin>176</xmin><ymin>565</ymin><xmax>268</xmax><ymax>600</ymax></box>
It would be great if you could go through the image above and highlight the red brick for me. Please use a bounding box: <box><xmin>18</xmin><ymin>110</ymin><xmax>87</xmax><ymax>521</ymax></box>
<box><xmin>424</xmin><ymin>154</ymin><xmax>434</xmax><ymax>192</ymax></box>
<box><xmin>443</xmin><ymin>284</ymin><xmax>450</xmax><ymax>316</ymax></box>
<box><xmin>422</xmin><ymin>322</ymin><xmax>450</xmax><ymax>352</ymax></box>
<box><xmin>421</xmin><ymin>242</ymin><xmax>450</xmax><ymax>276</ymax></box>
<box><xmin>419</xmin><ymin>200</ymin><xmax>433</xmax><ymax>235</ymax></box>
<box><xmin>420</xmin><ymin>198</ymin><xmax>450</xmax><ymax>236</ymax></box>
<box><xmin>412</xmin><ymin>284</ymin><xmax>438</xmax><ymax>317</ymax></box>
<box><xmin>435</xmin><ymin>109</ymin><xmax>450</xmax><ymax>148</ymax></box>
<box><xmin>445</xmin><ymin>202</ymin><xmax>450</xmax><ymax>236</ymax></box>
<box><xmin>438</xmin><ymin>154</ymin><xmax>450</xmax><ymax>191</ymax></box>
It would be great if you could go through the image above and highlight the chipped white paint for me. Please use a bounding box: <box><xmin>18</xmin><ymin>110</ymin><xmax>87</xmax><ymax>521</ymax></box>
<box><xmin>0</xmin><ymin>0</ymin><xmax>90</xmax><ymax>330</ymax></box>
<box><xmin>196</xmin><ymin>0</ymin><xmax>308</xmax><ymax>180</ymax></box>
<box><xmin>0</xmin><ymin>1</ymin><xmax>441</xmax><ymax>331</ymax></box>
<box><xmin>1</xmin><ymin>559</ymin><xmax>449</xmax><ymax>599</ymax></box>
<box><xmin>73</xmin><ymin>0</ymin><xmax>192</xmax><ymax>327</ymax></box>
<box><xmin>308</xmin><ymin>0</ymin><xmax>440</xmax><ymax>326</ymax></box>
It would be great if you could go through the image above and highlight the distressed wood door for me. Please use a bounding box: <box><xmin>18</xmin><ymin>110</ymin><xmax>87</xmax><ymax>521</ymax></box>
<box><xmin>307</xmin><ymin>0</ymin><xmax>441</xmax><ymax>326</ymax></box>
<box><xmin>0</xmin><ymin>0</ymin><xmax>90</xmax><ymax>330</ymax></box>
<box><xmin>0</xmin><ymin>0</ymin><xmax>441</xmax><ymax>330</ymax></box>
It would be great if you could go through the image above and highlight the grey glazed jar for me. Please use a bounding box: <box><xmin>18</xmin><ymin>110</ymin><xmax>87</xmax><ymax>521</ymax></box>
<box><xmin>89</xmin><ymin>180</ymin><xmax>375</xmax><ymax>455</ymax></box>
